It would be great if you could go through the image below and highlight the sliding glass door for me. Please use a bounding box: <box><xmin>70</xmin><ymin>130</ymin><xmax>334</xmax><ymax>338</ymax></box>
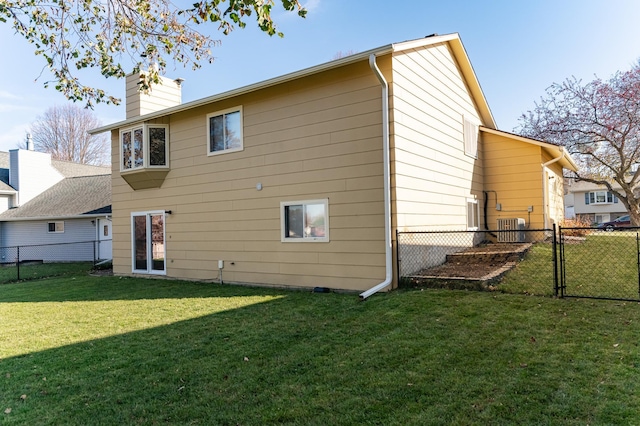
<box><xmin>132</xmin><ymin>211</ymin><xmax>166</xmax><ymax>274</ymax></box>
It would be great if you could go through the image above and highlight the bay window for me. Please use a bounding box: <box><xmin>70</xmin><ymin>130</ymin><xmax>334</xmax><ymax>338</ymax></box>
<box><xmin>120</xmin><ymin>124</ymin><xmax>169</xmax><ymax>171</ymax></box>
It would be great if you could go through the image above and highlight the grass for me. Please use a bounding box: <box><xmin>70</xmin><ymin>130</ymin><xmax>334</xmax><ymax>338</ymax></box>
<box><xmin>2</xmin><ymin>275</ymin><xmax>640</xmax><ymax>424</ymax></box>
<box><xmin>0</xmin><ymin>262</ymin><xmax>94</xmax><ymax>284</ymax></box>
<box><xmin>500</xmin><ymin>233</ymin><xmax>640</xmax><ymax>300</ymax></box>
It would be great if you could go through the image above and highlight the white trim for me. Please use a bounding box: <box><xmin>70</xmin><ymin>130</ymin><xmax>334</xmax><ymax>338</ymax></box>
<box><xmin>280</xmin><ymin>199</ymin><xmax>329</xmax><ymax>243</ymax></box>
<box><xmin>206</xmin><ymin>106</ymin><xmax>244</xmax><ymax>156</ymax></box>
<box><xmin>359</xmin><ymin>54</ymin><xmax>393</xmax><ymax>300</ymax></box>
<box><xmin>147</xmin><ymin>124</ymin><xmax>170</xmax><ymax>169</ymax></box>
<box><xmin>90</xmin><ymin>32</ymin><xmax>497</xmax><ymax>135</ymax></box>
<box><xmin>47</xmin><ymin>221</ymin><xmax>64</xmax><ymax>233</ymax></box>
<box><xmin>463</xmin><ymin>116</ymin><xmax>478</xmax><ymax>159</ymax></box>
<box><xmin>0</xmin><ymin>214</ymin><xmax>111</xmax><ymax>222</ymax></box>
<box><xmin>120</xmin><ymin>124</ymin><xmax>170</xmax><ymax>172</ymax></box>
<box><xmin>466</xmin><ymin>198</ymin><xmax>480</xmax><ymax>230</ymax></box>
<box><xmin>131</xmin><ymin>210</ymin><xmax>166</xmax><ymax>275</ymax></box>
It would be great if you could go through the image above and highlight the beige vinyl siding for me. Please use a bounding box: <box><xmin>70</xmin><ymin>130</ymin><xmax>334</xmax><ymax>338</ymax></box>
<box><xmin>111</xmin><ymin>61</ymin><xmax>386</xmax><ymax>291</ymax></box>
<box><xmin>126</xmin><ymin>75</ymin><xmax>181</xmax><ymax>119</ymax></box>
<box><xmin>390</xmin><ymin>43</ymin><xmax>484</xmax><ymax>231</ymax></box>
<box><xmin>482</xmin><ymin>132</ymin><xmax>544</xmax><ymax>228</ymax></box>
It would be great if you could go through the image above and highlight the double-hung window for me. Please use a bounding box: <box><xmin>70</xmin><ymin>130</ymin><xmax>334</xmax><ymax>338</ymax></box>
<box><xmin>120</xmin><ymin>124</ymin><xmax>169</xmax><ymax>171</ymax></box>
<box><xmin>281</xmin><ymin>199</ymin><xmax>329</xmax><ymax>242</ymax></box>
<box><xmin>207</xmin><ymin>106</ymin><xmax>243</xmax><ymax>155</ymax></box>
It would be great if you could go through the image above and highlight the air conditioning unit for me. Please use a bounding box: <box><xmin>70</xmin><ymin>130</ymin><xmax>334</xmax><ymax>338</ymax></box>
<box><xmin>497</xmin><ymin>218</ymin><xmax>526</xmax><ymax>242</ymax></box>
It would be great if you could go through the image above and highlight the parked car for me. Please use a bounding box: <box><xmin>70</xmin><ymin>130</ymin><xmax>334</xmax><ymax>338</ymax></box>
<box><xmin>597</xmin><ymin>215</ymin><xmax>631</xmax><ymax>231</ymax></box>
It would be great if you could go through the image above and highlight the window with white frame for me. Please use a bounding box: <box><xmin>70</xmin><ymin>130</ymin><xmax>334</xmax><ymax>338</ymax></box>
<box><xmin>466</xmin><ymin>199</ymin><xmax>479</xmax><ymax>230</ymax></box>
<box><xmin>207</xmin><ymin>106</ymin><xmax>243</xmax><ymax>156</ymax></box>
<box><xmin>463</xmin><ymin>116</ymin><xmax>478</xmax><ymax>158</ymax></box>
<box><xmin>584</xmin><ymin>191</ymin><xmax>618</xmax><ymax>205</ymax></box>
<box><xmin>120</xmin><ymin>124</ymin><xmax>169</xmax><ymax>171</ymax></box>
<box><xmin>48</xmin><ymin>221</ymin><xmax>64</xmax><ymax>233</ymax></box>
<box><xmin>131</xmin><ymin>211</ymin><xmax>166</xmax><ymax>275</ymax></box>
<box><xmin>281</xmin><ymin>199</ymin><xmax>329</xmax><ymax>242</ymax></box>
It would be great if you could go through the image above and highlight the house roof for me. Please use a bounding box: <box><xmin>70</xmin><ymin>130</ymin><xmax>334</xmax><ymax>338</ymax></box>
<box><xmin>565</xmin><ymin>179</ymin><xmax>623</xmax><ymax>193</ymax></box>
<box><xmin>50</xmin><ymin>159</ymin><xmax>110</xmax><ymax>177</ymax></box>
<box><xmin>0</xmin><ymin>174</ymin><xmax>111</xmax><ymax>221</ymax></box>
<box><xmin>480</xmin><ymin>127</ymin><xmax>579</xmax><ymax>172</ymax></box>
<box><xmin>90</xmin><ymin>33</ymin><xmax>496</xmax><ymax>134</ymax></box>
<box><xmin>0</xmin><ymin>151</ymin><xmax>109</xmax><ymax>194</ymax></box>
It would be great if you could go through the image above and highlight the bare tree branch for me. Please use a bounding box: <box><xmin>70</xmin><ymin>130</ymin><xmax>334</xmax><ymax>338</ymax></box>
<box><xmin>30</xmin><ymin>104</ymin><xmax>110</xmax><ymax>165</ymax></box>
<box><xmin>517</xmin><ymin>62</ymin><xmax>640</xmax><ymax>225</ymax></box>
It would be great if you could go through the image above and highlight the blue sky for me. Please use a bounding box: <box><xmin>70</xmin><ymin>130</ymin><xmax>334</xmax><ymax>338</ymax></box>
<box><xmin>1</xmin><ymin>0</ymin><xmax>640</xmax><ymax>152</ymax></box>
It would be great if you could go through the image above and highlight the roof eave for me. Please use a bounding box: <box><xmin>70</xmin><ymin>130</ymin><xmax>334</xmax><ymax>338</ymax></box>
<box><xmin>0</xmin><ymin>213</ymin><xmax>112</xmax><ymax>222</ymax></box>
<box><xmin>91</xmin><ymin>32</ymin><xmax>497</xmax><ymax>135</ymax></box>
<box><xmin>90</xmin><ymin>44</ymin><xmax>395</xmax><ymax>135</ymax></box>
<box><xmin>480</xmin><ymin>127</ymin><xmax>579</xmax><ymax>171</ymax></box>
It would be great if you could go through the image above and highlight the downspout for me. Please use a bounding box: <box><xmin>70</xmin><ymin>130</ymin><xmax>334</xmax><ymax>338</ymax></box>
<box><xmin>542</xmin><ymin>148</ymin><xmax>566</xmax><ymax>229</ymax></box>
<box><xmin>359</xmin><ymin>54</ymin><xmax>393</xmax><ymax>300</ymax></box>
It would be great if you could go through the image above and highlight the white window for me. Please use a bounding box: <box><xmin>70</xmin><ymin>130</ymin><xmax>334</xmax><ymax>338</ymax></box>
<box><xmin>47</xmin><ymin>221</ymin><xmax>64</xmax><ymax>233</ymax></box>
<box><xmin>207</xmin><ymin>106</ymin><xmax>243</xmax><ymax>156</ymax></box>
<box><xmin>280</xmin><ymin>199</ymin><xmax>329</xmax><ymax>242</ymax></box>
<box><xmin>585</xmin><ymin>191</ymin><xmax>618</xmax><ymax>205</ymax></box>
<box><xmin>466</xmin><ymin>199</ymin><xmax>479</xmax><ymax>230</ymax></box>
<box><xmin>120</xmin><ymin>124</ymin><xmax>169</xmax><ymax>171</ymax></box>
<box><xmin>463</xmin><ymin>116</ymin><xmax>478</xmax><ymax>158</ymax></box>
<box><xmin>131</xmin><ymin>211</ymin><xmax>166</xmax><ymax>275</ymax></box>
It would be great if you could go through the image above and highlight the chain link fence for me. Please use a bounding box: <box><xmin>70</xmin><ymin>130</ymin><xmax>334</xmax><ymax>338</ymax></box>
<box><xmin>0</xmin><ymin>240</ymin><xmax>111</xmax><ymax>284</ymax></box>
<box><xmin>397</xmin><ymin>229</ymin><xmax>556</xmax><ymax>295</ymax></box>
<box><xmin>558</xmin><ymin>226</ymin><xmax>640</xmax><ymax>301</ymax></box>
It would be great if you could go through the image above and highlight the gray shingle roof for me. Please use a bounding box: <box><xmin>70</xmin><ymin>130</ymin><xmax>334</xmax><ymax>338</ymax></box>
<box><xmin>0</xmin><ymin>174</ymin><xmax>111</xmax><ymax>220</ymax></box>
<box><xmin>0</xmin><ymin>150</ymin><xmax>110</xmax><ymax>203</ymax></box>
<box><xmin>51</xmin><ymin>159</ymin><xmax>110</xmax><ymax>177</ymax></box>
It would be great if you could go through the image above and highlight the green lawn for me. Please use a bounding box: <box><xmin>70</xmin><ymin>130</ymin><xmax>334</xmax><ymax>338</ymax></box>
<box><xmin>500</xmin><ymin>233</ymin><xmax>640</xmax><ymax>299</ymax></box>
<box><xmin>2</xmin><ymin>275</ymin><xmax>640</xmax><ymax>424</ymax></box>
<box><xmin>0</xmin><ymin>262</ymin><xmax>94</xmax><ymax>284</ymax></box>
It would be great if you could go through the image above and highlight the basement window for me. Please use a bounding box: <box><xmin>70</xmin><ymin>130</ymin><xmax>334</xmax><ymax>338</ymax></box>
<box><xmin>281</xmin><ymin>199</ymin><xmax>329</xmax><ymax>242</ymax></box>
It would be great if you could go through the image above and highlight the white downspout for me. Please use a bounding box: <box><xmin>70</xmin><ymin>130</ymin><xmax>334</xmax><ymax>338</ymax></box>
<box><xmin>360</xmin><ymin>54</ymin><xmax>393</xmax><ymax>300</ymax></box>
<box><xmin>542</xmin><ymin>148</ymin><xmax>566</xmax><ymax>228</ymax></box>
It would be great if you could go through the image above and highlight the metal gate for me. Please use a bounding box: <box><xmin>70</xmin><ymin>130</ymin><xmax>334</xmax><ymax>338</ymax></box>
<box><xmin>558</xmin><ymin>226</ymin><xmax>640</xmax><ymax>301</ymax></box>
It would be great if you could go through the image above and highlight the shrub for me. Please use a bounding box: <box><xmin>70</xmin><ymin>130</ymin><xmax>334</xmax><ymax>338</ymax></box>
<box><xmin>560</xmin><ymin>217</ymin><xmax>592</xmax><ymax>237</ymax></box>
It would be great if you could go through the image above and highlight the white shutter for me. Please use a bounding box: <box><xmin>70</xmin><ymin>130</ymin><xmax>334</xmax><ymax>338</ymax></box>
<box><xmin>463</xmin><ymin>117</ymin><xmax>478</xmax><ymax>158</ymax></box>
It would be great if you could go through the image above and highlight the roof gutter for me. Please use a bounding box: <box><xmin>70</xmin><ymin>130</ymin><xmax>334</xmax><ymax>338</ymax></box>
<box><xmin>542</xmin><ymin>148</ymin><xmax>566</xmax><ymax>229</ymax></box>
<box><xmin>359</xmin><ymin>54</ymin><xmax>393</xmax><ymax>300</ymax></box>
<box><xmin>0</xmin><ymin>213</ymin><xmax>112</xmax><ymax>222</ymax></box>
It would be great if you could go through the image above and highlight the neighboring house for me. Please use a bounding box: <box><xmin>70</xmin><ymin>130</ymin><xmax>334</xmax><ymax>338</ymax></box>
<box><xmin>0</xmin><ymin>148</ymin><xmax>112</xmax><ymax>262</ymax></box>
<box><xmin>564</xmin><ymin>179</ymin><xmax>627</xmax><ymax>224</ymax></box>
<box><xmin>91</xmin><ymin>33</ymin><xmax>577</xmax><ymax>296</ymax></box>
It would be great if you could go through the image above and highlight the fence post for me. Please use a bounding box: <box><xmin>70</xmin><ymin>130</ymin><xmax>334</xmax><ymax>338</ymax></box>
<box><xmin>16</xmin><ymin>246</ymin><xmax>20</xmax><ymax>281</ymax></box>
<box><xmin>552</xmin><ymin>223</ymin><xmax>558</xmax><ymax>297</ymax></box>
<box><xmin>93</xmin><ymin>240</ymin><xmax>97</xmax><ymax>266</ymax></box>
<box><xmin>396</xmin><ymin>229</ymin><xmax>400</xmax><ymax>287</ymax></box>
